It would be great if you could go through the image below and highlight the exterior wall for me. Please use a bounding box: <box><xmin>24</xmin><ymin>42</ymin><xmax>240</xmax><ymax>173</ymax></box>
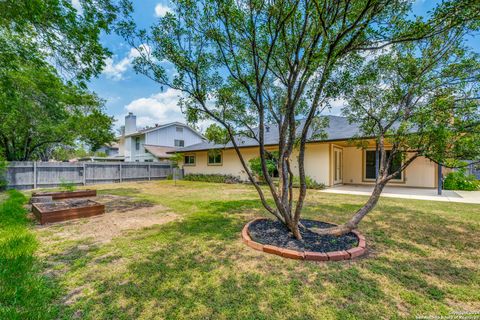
<box><xmin>342</xmin><ymin>146</ymin><xmax>437</xmax><ymax>188</ymax></box>
<box><xmin>182</xmin><ymin>142</ymin><xmax>438</xmax><ymax>188</ymax></box>
<box><xmin>182</xmin><ymin>144</ymin><xmax>333</xmax><ymax>186</ymax></box>
<box><xmin>182</xmin><ymin>147</ymin><xmax>261</xmax><ymax>180</ymax></box>
<box><xmin>119</xmin><ymin>124</ymin><xmax>204</xmax><ymax>162</ymax></box>
<box><xmin>304</xmin><ymin>143</ymin><xmax>331</xmax><ymax>185</ymax></box>
<box><xmin>145</xmin><ymin>125</ymin><xmax>203</xmax><ymax>147</ymax></box>
<box><xmin>123</xmin><ymin>135</ymin><xmax>156</xmax><ymax>162</ymax></box>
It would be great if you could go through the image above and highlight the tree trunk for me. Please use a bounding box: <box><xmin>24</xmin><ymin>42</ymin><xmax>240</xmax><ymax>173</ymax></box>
<box><xmin>310</xmin><ymin>182</ymin><xmax>387</xmax><ymax>236</ymax></box>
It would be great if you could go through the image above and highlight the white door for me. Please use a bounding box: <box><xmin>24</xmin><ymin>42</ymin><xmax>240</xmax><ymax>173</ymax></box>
<box><xmin>334</xmin><ymin>148</ymin><xmax>343</xmax><ymax>185</ymax></box>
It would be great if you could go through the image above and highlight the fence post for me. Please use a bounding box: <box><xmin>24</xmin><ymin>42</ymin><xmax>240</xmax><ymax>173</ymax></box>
<box><xmin>33</xmin><ymin>161</ymin><xmax>37</xmax><ymax>189</ymax></box>
<box><xmin>148</xmin><ymin>164</ymin><xmax>151</xmax><ymax>180</ymax></box>
<box><xmin>83</xmin><ymin>163</ymin><xmax>86</xmax><ymax>186</ymax></box>
<box><xmin>119</xmin><ymin>163</ymin><xmax>123</xmax><ymax>183</ymax></box>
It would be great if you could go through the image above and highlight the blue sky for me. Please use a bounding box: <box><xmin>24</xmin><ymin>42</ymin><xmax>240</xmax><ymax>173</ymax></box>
<box><xmin>85</xmin><ymin>0</ymin><xmax>479</xmax><ymax>132</ymax></box>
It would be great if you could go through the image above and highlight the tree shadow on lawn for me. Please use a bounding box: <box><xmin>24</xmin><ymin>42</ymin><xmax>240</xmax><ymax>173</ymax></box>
<box><xmin>59</xmin><ymin>221</ymin><xmax>389</xmax><ymax>319</ymax></box>
<box><xmin>46</xmin><ymin>195</ymin><xmax>480</xmax><ymax>318</ymax></box>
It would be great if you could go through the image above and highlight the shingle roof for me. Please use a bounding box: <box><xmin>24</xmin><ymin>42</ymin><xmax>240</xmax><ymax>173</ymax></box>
<box><xmin>172</xmin><ymin>115</ymin><xmax>363</xmax><ymax>153</ymax></box>
<box><xmin>144</xmin><ymin>145</ymin><xmax>178</xmax><ymax>158</ymax></box>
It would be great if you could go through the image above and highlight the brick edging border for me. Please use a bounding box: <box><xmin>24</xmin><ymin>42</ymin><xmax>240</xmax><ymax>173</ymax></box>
<box><xmin>242</xmin><ymin>218</ymin><xmax>366</xmax><ymax>261</ymax></box>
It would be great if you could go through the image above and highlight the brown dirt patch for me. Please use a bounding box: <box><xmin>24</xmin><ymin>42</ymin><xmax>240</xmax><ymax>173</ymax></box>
<box><xmin>35</xmin><ymin>194</ymin><xmax>178</xmax><ymax>244</ymax></box>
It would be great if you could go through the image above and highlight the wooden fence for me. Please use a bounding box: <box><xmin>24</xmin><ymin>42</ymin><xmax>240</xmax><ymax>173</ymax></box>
<box><xmin>4</xmin><ymin>162</ymin><xmax>180</xmax><ymax>190</ymax></box>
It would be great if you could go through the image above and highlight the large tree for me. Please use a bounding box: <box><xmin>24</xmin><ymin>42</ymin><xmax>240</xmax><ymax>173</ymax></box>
<box><xmin>0</xmin><ymin>0</ymin><xmax>127</xmax><ymax>160</ymax></box>
<box><xmin>313</xmin><ymin>22</ymin><xmax>480</xmax><ymax>235</ymax></box>
<box><xmin>0</xmin><ymin>0</ymin><xmax>130</xmax><ymax>82</ymax></box>
<box><xmin>119</xmin><ymin>0</ymin><xmax>479</xmax><ymax>239</ymax></box>
<box><xmin>0</xmin><ymin>42</ymin><xmax>115</xmax><ymax>161</ymax></box>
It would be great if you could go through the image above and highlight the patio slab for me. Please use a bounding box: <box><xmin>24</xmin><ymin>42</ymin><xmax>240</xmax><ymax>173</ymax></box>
<box><xmin>321</xmin><ymin>185</ymin><xmax>480</xmax><ymax>204</ymax></box>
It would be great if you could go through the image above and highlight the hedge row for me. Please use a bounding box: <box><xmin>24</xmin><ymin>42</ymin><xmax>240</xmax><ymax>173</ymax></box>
<box><xmin>183</xmin><ymin>173</ymin><xmax>242</xmax><ymax>184</ymax></box>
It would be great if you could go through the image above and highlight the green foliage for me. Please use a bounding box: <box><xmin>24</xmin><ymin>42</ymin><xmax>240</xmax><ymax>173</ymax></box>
<box><xmin>170</xmin><ymin>153</ymin><xmax>184</xmax><ymax>169</ymax></box>
<box><xmin>205</xmin><ymin>124</ymin><xmax>230</xmax><ymax>144</ymax></box>
<box><xmin>0</xmin><ymin>190</ymin><xmax>59</xmax><ymax>319</ymax></box>
<box><xmin>183</xmin><ymin>173</ymin><xmax>240</xmax><ymax>184</ymax></box>
<box><xmin>0</xmin><ymin>0</ymin><xmax>128</xmax><ymax>82</ymax></box>
<box><xmin>0</xmin><ymin>52</ymin><xmax>115</xmax><ymax>160</ymax></box>
<box><xmin>342</xmin><ymin>16</ymin><xmax>480</xmax><ymax>181</ymax></box>
<box><xmin>59</xmin><ymin>179</ymin><xmax>77</xmax><ymax>192</ymax></box>
<box><xmin>444</xmin><ymin>169</ymin><xmax>480</xmax><ymax>191</ymax></box>
<box><xmin>0</xmin><ymin>156</ymin><xmax>7</xmax><ymax>190</ymax></box>
<box><xmin>248</xmin><ymin>152</ymin><xmax>278</xmax><ymax>178</ymax></box>
<box><xmin>0</xmin><ymin>0</ymin><xmax>121</xmax><ymax>161</ymax></box>
<box><xmin>292</xmin><ymin>176</ymin><xmax>326</xmax><ymax>190</ymax></box>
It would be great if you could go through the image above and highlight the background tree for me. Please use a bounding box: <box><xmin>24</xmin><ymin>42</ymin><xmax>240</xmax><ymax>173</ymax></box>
<box><xmin>204</xmin><ymin>123</ymin><xmax>230</xmax><ymax>145</ymax></box>
<box><xmin>119</xmin><ymin>0</ymin><xmax>478</xmax><ymax>239</ymax></box>
<box><xmin>312</xmin><ymin>16</ymin><xmax>480</xmax><ymax>235</ymax></box>
<box><xmin>0</xmin><ymin>0</ymin><xmax>130</xmax><ymax>83</ymax></box>
<box><xmin>0</xmin><ymin>0</ymin><xmax>125</xmax><ymax>161</ymax></box>
<box><xmin>0</xmin><ymin>52</ymin><xmax>115</xmax><ymax>161</ymax></box>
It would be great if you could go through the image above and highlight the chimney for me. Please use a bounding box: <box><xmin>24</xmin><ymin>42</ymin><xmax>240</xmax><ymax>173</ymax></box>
<box><xmin>125</xmin><ymin>112</ymin><xmax>137</xmax><ymax>135</ymax></box>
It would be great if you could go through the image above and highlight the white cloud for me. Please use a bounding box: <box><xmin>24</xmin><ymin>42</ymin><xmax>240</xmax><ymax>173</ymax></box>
<box><xmin>123</xmin><ymin>88</ymin><xmax>213</xmax><ymax>132</ymax></box>
<box><xmin>326</xmin><ymin>98</ymin><xmax>347</xmax><ymax>116</ymax></box>
<box><xmin>71</xmin><ymin>0</ymin><xmax>82</xmax><ymax>11</ymax></box>
<box><xmin>154</xmin><ymin>3</ymin><xmax>172</xmax><ymax>17</ymax></box>
<box><xmin>124</xmin><ymin>88</ymin><xmax>185</xmax><ymax>129</ymax></box>
<box><xmin>102</xmin><ymin>45</ymin><xmax>151</xmax><ymax>81</ymax></box>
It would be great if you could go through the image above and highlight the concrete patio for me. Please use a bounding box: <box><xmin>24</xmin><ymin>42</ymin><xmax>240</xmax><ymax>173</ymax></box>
<box><xmin>321</xmin><ymin>185</ymin><xmax>480</xmax><ymax>204</ymax></box>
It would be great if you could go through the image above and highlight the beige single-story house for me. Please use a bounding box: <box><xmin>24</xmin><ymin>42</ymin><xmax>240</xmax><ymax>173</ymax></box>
<box><xmin>173</xmin><ymin>116</ymin><xmax>440</xmax><ymax>189</ymax></box>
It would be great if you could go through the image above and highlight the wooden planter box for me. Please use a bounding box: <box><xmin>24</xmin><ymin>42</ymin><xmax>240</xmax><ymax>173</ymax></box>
<box><xmin>32</xmin><ymin>189</ymin><xmax>96</xmax><ymax>200</ymax></box>
<box><xmin>32</xmin><ymin>200</ymin><xmax>105</xmax><ymax>224</ymax></box>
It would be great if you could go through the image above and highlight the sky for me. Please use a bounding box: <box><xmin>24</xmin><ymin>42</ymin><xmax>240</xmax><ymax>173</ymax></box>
<box><xmin>86</xmin><ymin>0</ymin><xmax>480</xmax><ymax>133</ymax></box>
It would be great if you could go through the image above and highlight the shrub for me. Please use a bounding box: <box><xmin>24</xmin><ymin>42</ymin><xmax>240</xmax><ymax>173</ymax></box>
<box><xmin>184</xmin><ymin>173</ymin><xmax>241</xmax><ymax>184</ymax></box>
<box><xmin>248</xmin><ymin>152</ymin><xmax>278</xmax><ymax>179</ymax></box>
<box><xmin>443</xmin><ymin>169</ymin><xmax>480</xmax><ymax>191</ymax></box>
<box><xmin>292</xmin><ymin>176</ymin><xmax>326</xmax><ymax>190</ymax></box>
<box><xmin>0</xmin><ymin>190</ymin><xmax>59</xmax><ymax>319</ymax></box>
<box><xmin>59</xmin><ymin>178</ymin><xmax>76</xmax><ymax>192</ymax></box>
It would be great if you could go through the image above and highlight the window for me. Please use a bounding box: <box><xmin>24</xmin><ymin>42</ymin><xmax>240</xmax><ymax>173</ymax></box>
<box><xmin>135</xmin><ymin>137</ymin><xmax>140</xmax><ymax>151</ymax></box>
<box><xmin>174</xmin><ymin>139</ymin><xmax>184</xmax><ymax>147</ymax></box>
<box><xmin>365</xmin><ymin>150</ymin><xmax>402</xmax><ymax>180</ymax></box>
<box><xmin>144</xmin><ymin>159</ymin><xmax>153</xmax><ymax>162</ymax></box>
<box><xmin>208</xmin><ymin>151</ymin><xmax>222</xmax><ymax>165</ymax></box>
<box><xmin>176</xmin><ymin>126</ymin><xmax>183</xmax><ymax>133</ymax></box>
<box><xmin>184</xmin><ymin>155</ymin><xmax>195</xmax><ymax>165</ymax></box>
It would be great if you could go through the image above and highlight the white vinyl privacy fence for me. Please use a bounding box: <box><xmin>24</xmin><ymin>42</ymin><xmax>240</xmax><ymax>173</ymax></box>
<box><xmin>5</xmin><ymin>162</ymin><xmax>180</xmax><ymax>190</ymax></box>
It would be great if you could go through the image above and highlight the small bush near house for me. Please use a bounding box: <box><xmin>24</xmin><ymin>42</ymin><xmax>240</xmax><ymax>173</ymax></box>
<box><xmin>293</xmin><ymin>176</ymin><xmax>326</xmax><ymax>190</ymax></box>
<box><xmin>443</xmin><ymin>169</ymin><xmax>480</xmax><ymax>191</ymax></box>
<box><xmin>0</xmin><ymin>190</ymin><xmax>59</xmax><ymax>319</ymax></box>
<box><xmin>184</xmin><ymin>173</ymin><xmax>241</xmax><ymax>184</ymax></box>
<box><xmin>248</xmin><ymin>154</ymin><xmax>278</xmax><ymax>178</ymax></box>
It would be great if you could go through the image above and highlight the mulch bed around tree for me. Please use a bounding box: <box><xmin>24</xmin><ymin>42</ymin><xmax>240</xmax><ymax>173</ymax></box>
<box><xmin>248</xmin><ymin>219</ymin><xmax>358</xmax><ymax>252</ymax></box>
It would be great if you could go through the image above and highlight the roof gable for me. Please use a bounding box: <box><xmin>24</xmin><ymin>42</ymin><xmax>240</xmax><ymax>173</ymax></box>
<box><xmin>124</xmin><ymin>122</ymin><xmax>205</xmax><ymax>139</ymax></box>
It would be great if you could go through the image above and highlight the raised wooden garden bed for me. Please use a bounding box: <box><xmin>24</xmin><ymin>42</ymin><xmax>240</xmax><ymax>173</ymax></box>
<box><xmin>32</xmin><ymin>189</ymin><xmax>96</xmax><ymax>200</ymax></box>
<box><xmin>32</xmin><ymin>199</ymin><xmax>105</xmax><ymax>224</ymax></box>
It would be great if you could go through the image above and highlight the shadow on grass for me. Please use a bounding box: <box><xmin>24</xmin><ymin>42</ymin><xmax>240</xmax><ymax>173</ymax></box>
<box><xmin>58</xmin><ymin>207</ymin><xmax>387</xmax><ymax>319</ymax></box>
<box><xmin>42</xmin><ymin>188</ymin><xmax>480</xmax><ymax>319</ymax></box>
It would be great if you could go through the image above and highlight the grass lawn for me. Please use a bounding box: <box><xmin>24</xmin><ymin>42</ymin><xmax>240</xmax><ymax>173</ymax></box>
<box><xmin>2</xmin><ymin>181</ymin><xmax>480</xmax><ymax>319</ymax></box>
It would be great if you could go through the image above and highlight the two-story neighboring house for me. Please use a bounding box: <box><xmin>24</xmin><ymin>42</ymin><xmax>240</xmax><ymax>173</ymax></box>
<box><xmin>118</xmin><ymin>113</ymin><xmax>205</xmax><ymax>162</ymax></box>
